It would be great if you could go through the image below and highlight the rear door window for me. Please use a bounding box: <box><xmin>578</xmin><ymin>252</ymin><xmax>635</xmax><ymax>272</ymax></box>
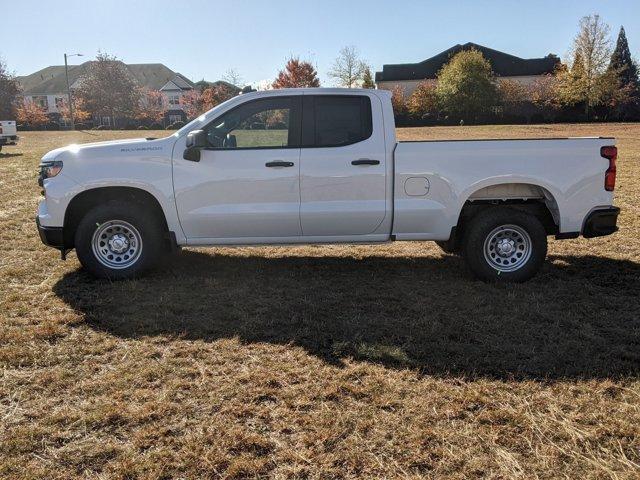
<box><xmin>305</xmin><ymin>96</ymin><xmax>373</xmax><ymax>147</ymax></box>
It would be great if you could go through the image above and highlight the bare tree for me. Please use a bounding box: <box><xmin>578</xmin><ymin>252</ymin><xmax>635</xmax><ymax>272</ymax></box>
<box><xmin>329</xmin><ymin>46</ymin><xmax>366</xmax><ymax>88</ymax></box>
<box><xmin>222</xmin><ymin>68</ymin><xmax>243</xmax><ymax>87</ymax></box>
<box><xmin>570</xmin><ymin>14</ymin><xmax>612</xmax><ymax>118</ymax></box>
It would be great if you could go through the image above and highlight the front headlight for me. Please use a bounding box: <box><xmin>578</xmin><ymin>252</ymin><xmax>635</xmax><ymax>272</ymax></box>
<box><xmin>38</xmin><ymin>161</ymin><xmax>63</xmax><ymax>186</ymax></box>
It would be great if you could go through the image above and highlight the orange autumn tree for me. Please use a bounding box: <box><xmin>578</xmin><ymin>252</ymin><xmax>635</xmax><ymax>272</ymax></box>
<box><xmin>201</xmin><ymin>83</ymin><xmax>237</xmax><ymax>110</ymax></box>
<box><xmin>389</xmin><ymin>85</ymin><xmax>407</xmax><ymax>117</ymax></box>
<box><xmin>16</xmin><ymin>99</ymin><xmax>48</xmax><ymax>127</ymax></box>
<box><xmin>407</xmin><ymin>82</ymin><xmax>438</xmax><ymax>117</ymax></box>
<box><xmin>136</xmin><ymin>89</ymin><xmax>167</xmax><ymax>125</ymax></box>
<box><xmin>58</xmin><ymin>97</ymin><xmax>91</xmax><ymax>126</ymax></box>
<box><xmin>272</xmin><ymin>57</ymin><xmax>320</xmax><ymax>88</ymax></box>
<box><xmin>179</xmin><ymin>89</ymin><xmax>204</xmax><ymax>120</ymax></box>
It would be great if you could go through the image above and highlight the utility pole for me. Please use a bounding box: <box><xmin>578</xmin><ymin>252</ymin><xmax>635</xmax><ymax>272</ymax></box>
<box><xmin>64</xmin><ymin>53</ymin><xmax>83</xmax><ymax>130</ymax></box>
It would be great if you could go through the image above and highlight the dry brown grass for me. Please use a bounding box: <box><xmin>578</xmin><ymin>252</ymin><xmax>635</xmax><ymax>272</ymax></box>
<box><xmin>1</xmin><ymin>125</ymin><xmax>639</xmax><ymax>479</ymax></box>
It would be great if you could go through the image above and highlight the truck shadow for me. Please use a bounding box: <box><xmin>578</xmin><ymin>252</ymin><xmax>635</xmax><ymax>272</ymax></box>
<box><xmin>52</xmin><ymin>250</ymin><xmax>640</xmax><ymax>381</ymax></box>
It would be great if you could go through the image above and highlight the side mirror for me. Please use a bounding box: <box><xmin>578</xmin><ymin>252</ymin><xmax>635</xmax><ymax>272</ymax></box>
<box><xmin>184</xmin><ymin>129</ymin><xmax>207</xmax><ymax>162</ymax></box>
<box><xmin>185</xmin><ymin>129</ymin><xmax>207</xmax><ymax>148</ymax></box>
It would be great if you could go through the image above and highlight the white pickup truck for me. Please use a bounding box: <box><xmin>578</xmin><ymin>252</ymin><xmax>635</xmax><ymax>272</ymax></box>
<box><xmin>0</xmin><ymin>120</ymin><xmax>19</xmax><ymax>151</ymax></box>
<box><xmin>36</xmin><ymin>88</ymin><xmax>619</xmax><ymax>282</ymax></box>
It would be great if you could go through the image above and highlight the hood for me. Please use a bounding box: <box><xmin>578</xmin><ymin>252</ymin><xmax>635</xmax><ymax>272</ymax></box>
<box><xmin>41</xmin><ymin>137</ymin><xmax>165</xmax><ymax>162</ymax></box>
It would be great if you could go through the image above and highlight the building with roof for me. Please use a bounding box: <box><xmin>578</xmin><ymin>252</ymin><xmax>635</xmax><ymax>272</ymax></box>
<box><xmin>17</xmin><ymin>63</ymin><xmax>195</xmax><ymax>127</ymax></box>
<box><xmin>375</xmin><ymin>42</ymin><xmax>560</xmax><ymax>96</ymax></box>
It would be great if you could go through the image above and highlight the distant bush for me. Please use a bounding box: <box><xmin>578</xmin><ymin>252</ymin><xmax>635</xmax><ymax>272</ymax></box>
<box><xmin>137</xmin><ymin>125</ymin><xmax>149</xmax><ymax>130</ymax></box>
<box><xmin>149</xmin><ymin>122</ymin><xmax>163</xmax><ymax>130</ymax></box>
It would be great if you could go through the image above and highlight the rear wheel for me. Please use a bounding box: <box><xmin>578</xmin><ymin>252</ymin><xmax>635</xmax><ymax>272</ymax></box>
<box><xmin>74</xmin><ymin>201</ymin><xmax>164</xmax><ymax>279</ymax></box>
<box><xmin>462</xmin><ymin>207</ymin><xmax>547</xmax><ymax>282</ymax></box>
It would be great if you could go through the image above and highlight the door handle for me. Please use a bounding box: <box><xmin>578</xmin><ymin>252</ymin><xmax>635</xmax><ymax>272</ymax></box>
<box><xmin>351</xmin><ymin>159</ymin><xmax>380</xmax><ymax>165</ymax></box>
<box><xmin>265</xmin><ymin>161</ymin><xmax>294</xmax><ymax>167</ymax></box>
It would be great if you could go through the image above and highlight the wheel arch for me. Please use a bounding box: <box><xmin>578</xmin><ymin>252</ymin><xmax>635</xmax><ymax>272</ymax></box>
<box><xmin>63</xmin><ymin>186</ymin><xmax>169</xmax><ymax>248</ymax></box>
<box><xmin>448</xmin><ymin>181</ymin><xmax>562</xmax><ymax>251</ymax></box>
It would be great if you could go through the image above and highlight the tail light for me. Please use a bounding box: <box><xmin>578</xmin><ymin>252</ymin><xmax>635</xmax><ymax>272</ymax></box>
<box><xmin>0</xmin><ymin>126</ymin><xmax>3</xmax><ymax>134</ymax></box>
<box><xmin>601</xmin><ymin>145</ymin><xmax>617</xmax><ymax>191</ymax></box>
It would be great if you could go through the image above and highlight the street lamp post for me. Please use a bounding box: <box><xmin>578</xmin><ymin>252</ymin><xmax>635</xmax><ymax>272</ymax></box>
<box><xmin>64</xmin><ymin>53</ymin><xmax>83</xmax><ymax>130</ymax></box>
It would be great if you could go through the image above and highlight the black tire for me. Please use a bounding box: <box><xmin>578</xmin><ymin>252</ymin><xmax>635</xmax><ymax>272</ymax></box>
<box><xmin>435</xmin><ymin>239</ymin><xmax>459</xmax><ymax>255</ymax></box>
<box><xmin>462</xmin><ymin>207</ymin><xmax>547</xmax><ymax>283</ymax></box>
<box><xmin>74</xmin><ymin>200</ymin><xmax>164</xmax><ymax>280</ymax></box>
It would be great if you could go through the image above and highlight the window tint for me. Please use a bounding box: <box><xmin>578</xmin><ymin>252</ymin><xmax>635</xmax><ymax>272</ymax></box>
<box><xmin>204</xmin><ymin>97</ymin><xmax>298</xmax><ymax>149</ymax></box>
<box><xmin>313</xmin><ymin>96</ymin><xmax>372</xmax><ymax>147</ymax></box>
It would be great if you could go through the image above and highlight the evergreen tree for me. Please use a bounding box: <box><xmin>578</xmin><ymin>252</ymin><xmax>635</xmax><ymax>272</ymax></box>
<box><xmin>610</xmin><ymin>27</ymin><xmax>639</xmax><ymax>86</ymax></box>
<box><xmin>608</xmin><ymin>26</ymin><xmax>640</xmax><ymax>119</ymax></box>
<box><xmin>361</xmin><ymin>67</ymin><xmax>375</xmax><ymax>89</ymax></box>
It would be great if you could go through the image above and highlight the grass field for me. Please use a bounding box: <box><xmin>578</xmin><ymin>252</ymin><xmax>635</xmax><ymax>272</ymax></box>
<box><xmin>1</xmin><ymin>124</ymin><xmax>639</xmax><ymax>479</ymax></box>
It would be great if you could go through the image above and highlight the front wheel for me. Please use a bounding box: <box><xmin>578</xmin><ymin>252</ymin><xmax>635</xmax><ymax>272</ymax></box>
<box><xmin>462</xmin><ymin>207</ymin><xmax>547</xmax><ymax>283</ymax></box>
<box><xmin>74</xmin><ymin>201</ymin><xmax>164</xmax><ymax>279</ymax></box>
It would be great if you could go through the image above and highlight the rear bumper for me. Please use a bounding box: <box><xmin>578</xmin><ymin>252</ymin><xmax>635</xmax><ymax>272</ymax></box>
<box><xmin>36</xmin><ymin>216</ymin><xmax>65</xmax><ymax>249</ymax></box>
<box><xmin>0</xmin><ymin>136</ymin><xmax>18</xmax><ymax>145</ymax></box>
<box><xmin>583</xmin><ymin>207</ymin><xmax>620</xmax><ymax>238</ymax></box>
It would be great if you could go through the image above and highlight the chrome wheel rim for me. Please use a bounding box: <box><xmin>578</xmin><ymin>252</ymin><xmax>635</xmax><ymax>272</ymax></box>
<box><xmin>91</xmin><ymin>220</ymin><xmax>143</xmax><ymax>270</ymax></box>
<box><xmin>483</xmin><ymin>224</ymin><xmax>532</xmax><ymax>272</ymax></box>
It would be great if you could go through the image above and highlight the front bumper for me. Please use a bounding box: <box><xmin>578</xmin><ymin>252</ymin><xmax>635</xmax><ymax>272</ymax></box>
<box><xmin>36</xmin><ymin>216</ymin><xmax>65</xmax><ymax>249</ymax></box>
<box><xmin>583</xmin><ymin>207</ymin><xmax>620</xmax><ymax>238</ymax></box>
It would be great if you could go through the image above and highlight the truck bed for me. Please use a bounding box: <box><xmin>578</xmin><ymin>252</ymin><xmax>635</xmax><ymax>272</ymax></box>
<box><xmin>392</xmin><ymin>137</ymin><xmax>616</xmax><ymax>239</ymax></box>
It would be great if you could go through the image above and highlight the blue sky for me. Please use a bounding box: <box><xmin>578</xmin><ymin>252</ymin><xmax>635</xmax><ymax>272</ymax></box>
<box><xmin>1</xmin><ymin>0</ymin><xmax>639</xmax><ymax>86</ymax></box>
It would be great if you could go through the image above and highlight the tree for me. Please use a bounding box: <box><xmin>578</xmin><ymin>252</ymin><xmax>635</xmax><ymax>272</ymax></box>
<box><xmin>497</xmin><ymin>79</ymin><xmax>530</xmax><ymax>117</ymax></box>
<box><xmin>222</xmin><ymin>68</ymin><xmax>243</xmax><ymax>88</ymax></box>
<box><xmin>566</xmin><ymin>15</ymin><xmax>613</xmax><ymax>119</ymax></box>
<box><xmin>555</xmin><ymin>51</ymin><xmax>588</xmax><ymax>108</ymax></box>
<box><xmin>389</xmin><ymin>85</ymin><xmax>407</xmax><ymax>117</ymax></box>
<box><xmin>136</xmin><ymin>89</ymin><xmax>167</xmax><ymax>125</ymax></box>
<box><xmin>530</xmin><ymin>73</ymin><xmax>562</xmax><ymax>119</ymax></box>
<box><xmin>436</xmin><ymin>49</ymin><xmax>498</xmax><ymax>119</ymax></box>
<box><xmin>272</xmin><ymin>57</ymin><xmax>320</xmax><ymax>89</ymax></box>
<box><xmin>76</xmin><ymin>52</ymin><xmax>141</xmax><ymax>127</ymax></box>
<box><xmin>608</xmin><ymin>26</ymin><xmax>640</xmax><ymax>119</ymax></box>
<box><xmin>201</xmin><ymin>83</ymin><xmax>237</xmax><ymax>110</ymax></box>
<box><xmin>179</xmin><ymin>89</ymin><xmax>204</xmax><ymax>120</ymax></box>
<box><xmin>58</xmin><ymin>97</ymin><xmax>91</xmax><ymax>125</ymax></box>
<box><xmin>407</xmin><ymin>82</ymin><xmax>438</xmax><ymax>117</ymax></box>
<box><xmin>329</xmin><ymin>46</ymin><xmax>366</xmax><ymax>88</ymax></box>
<box><xmin>362</xmin><ymin>67</ymin><xmax>375</xmax><ymax>89</ymax></box>
<box><xmin>16</xmin><ymin>99</ymin><xmax>49</xmax><ymax>127</ymax></box>
<box><xmin>0</xmin><ymin>58</ymin><xmax>20</xmax><ymax>118</ymax></box>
